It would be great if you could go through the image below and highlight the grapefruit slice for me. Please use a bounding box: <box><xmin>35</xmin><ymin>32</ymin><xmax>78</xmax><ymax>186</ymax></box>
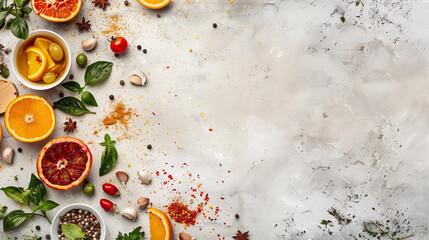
<box><xmin>4</xmin><ymin>95</ymin><xmax>55</xmax><ymax>142</ymax></box>
<box><xmin>148</xmin><ymin>208</ymin><xmax>173</xmax><ymax>240</ymax></box>
<box><xmin>37</xmin><ymin>137</ymin><xmax>92</xmax><ymax>190</ymax></box>
<box><xmin>32</xmin><ymin>0</ymin><xmax>82</xmax><ymax>22</ymax></box>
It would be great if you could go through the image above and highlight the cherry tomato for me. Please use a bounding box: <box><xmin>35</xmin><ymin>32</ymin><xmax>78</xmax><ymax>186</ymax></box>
<box><xmin>110</xmin><ymin>37</ymin><xmax>128</xmax><ymax>54</ymax></box>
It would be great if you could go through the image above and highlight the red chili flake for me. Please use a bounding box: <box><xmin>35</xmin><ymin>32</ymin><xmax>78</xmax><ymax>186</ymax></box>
<box><xmin>152</xmin><ymin>112</ymin><xmax>156</xmax><ymax>115</ymax></box>
<box><xmin>36</xmin><ymin>56</ymin><xmax>42</xmax><ymax>64</ymax></box>
<box><xmin>209</xmin><ymin>128</ymin><xmax>213</xmax><ymax>131</ymax></box>
<box><xmin>168</xmin><ymin>174</ymin><xmax>173</xmax><ymax>180</ymax></box>
<box><xmin>167</xmin><ymin>201</ymin><xmax>201</xmax><ymax>225</ymax></box>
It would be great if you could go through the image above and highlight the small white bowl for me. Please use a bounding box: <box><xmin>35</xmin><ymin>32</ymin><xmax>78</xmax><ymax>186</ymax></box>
<box><xmin>51</xmin><ymin>203</ymin><xmax>106</xmax><ymax>240</ymax></box>
<box><xmin>11</xmin><ymin>29</ymin><xmax>71</xmax><ymax>90</ymax></box>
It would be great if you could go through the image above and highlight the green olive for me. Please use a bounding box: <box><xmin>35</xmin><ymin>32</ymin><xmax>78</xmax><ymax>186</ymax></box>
<box><xmin>83</xmin><ymin>182</ymin><xmax>95</xmax><ymax>196</ymax></box>
<box><xmin>42</xmin><ymin>72</ymin><xmax>57</xmax><ymax>84</ymax></box>
<box><xmin>76</xmin><ymin>53</ymin><xmax>88</xmax><ymax>67</ymax></box>
<box><xmin>48</xmin><ymin>43</ymin><xmax>64</xmax><ymax>62</ymax></box>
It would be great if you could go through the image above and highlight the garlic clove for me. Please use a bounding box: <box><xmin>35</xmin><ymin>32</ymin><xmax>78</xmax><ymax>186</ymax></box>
<box><xmin>178</xmin><ymin>232</ymin><xmax>195</xmax><ymax>240</ymax></box>
<box><xmin>1</xmin><ymin>147</ymin><xmax>14</xmax><ymax>164</ymax></box>
<box><xmin>115</xmin><ymin>169</ymin><xmax>129</xmax><ymax>187</ymax></box>
<box><xmin>128</xmin><ymin>71</ymin><xmax>147</xmax><ymax>86</ymax></box>
<box><xmin>137</xmin><ymin>169</ymin><xmax>152</xmax><ymax>185</ymax></box>
<box><xmin>137</xmin><ymin>197</ymin><xmax>150</xmax><ymax>209</ymax></box>
<box><xmin>82</xmin><ymin>38</ymin><xmax>97</xmax><ymax>51</ymax></box>
<box><xmin>121</xmin><ymin>207</ymin><xmax>138</xmax><ymax>221</ymax></box>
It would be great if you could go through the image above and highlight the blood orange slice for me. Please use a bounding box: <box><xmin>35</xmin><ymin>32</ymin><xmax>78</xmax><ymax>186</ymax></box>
<box><xmin>37</xmin><ymin>137</ymin><xmax>92</xmax><ymax>190</ymax></box>
<box><xmin>32</xmin><ymin>0</ymin><xmax>82</xmax><ymax>22</ymax></box>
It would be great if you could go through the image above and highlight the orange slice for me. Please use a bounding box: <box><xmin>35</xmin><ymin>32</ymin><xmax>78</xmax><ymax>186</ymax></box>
<box><xmin>34</xmin><ymin>38</ymin><xmax>56</xmax><ymax>72</ymax></box>
<box><xmin>149</xmin><ymin>208</ymin><xmax>173</xmax><ymax>240</ymax></box>
<box><xmin>37</xmin><ymin>137</ymin><xmax>93</xmax><ymax>191</ymax></box>
<box><xmin>32</xmin><ymin>0</ymin><xmax>81</xmax><ymax>22</ymax></box>
<box><xmin>4</xmin><ymin>95</ymin><xmax>55</xmax><ymax>143</ymax></box>
<box><xmin>136</xmin><ymin>0</ymin><xmax>170</xmax><ymax>9</ymax></box>
<box><xmin>25</xmin><ymin>46</ymin><xmax>48</xmax><ymax>81</ymax></box>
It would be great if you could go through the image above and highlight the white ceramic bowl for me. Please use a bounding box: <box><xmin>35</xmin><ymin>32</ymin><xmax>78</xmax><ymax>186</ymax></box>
<box><xmin>51</xmin><ymin>203</ymin><xmax>106</xmax><ymax>240</ymax></box>
<box><xmin>11</xmin><ymin>29</ymin><xmax>71</xmax><ymax>90</ymax></box>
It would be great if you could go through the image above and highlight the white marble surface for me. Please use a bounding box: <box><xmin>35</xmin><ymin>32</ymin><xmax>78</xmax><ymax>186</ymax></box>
<box><xmin>1</xmin><ymin>0</ymin><xmax>429</xmax><ymax>239</ymax></box>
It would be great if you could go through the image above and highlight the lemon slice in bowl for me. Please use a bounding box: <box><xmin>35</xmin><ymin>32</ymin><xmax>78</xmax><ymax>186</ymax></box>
<box><xmin>25</xmin><ymin>46</ymin><xmax>48</xmax><ymax>81</ymax></box>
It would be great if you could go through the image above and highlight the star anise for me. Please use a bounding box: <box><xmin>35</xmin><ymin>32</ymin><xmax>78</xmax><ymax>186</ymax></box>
<box><xmin>64</xmin><ymin>118</ymin><xmax>77</xmax><ymax>133</ymax></box>
<box><xmin>76</xmin><ymin>17</ymin><xmax>91</xmax><ymax>32</ymax></box>
<box><xmin>233</xmin><ymin>230</ymin><xmax>249</xmax><ymax>240</ymax></box>
<box><xmin>93</xmin><ymin>0</ymin><xmax>110</xmax><ymax>10</ymax></box>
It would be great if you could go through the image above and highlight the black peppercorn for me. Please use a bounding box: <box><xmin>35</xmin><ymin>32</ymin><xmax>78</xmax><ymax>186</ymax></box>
<box><xmin>36</xmin><ymin>225</ymin><xmax>40</xmax><ymax>230</ymax></box>
<box><xmin>69</xmin><ymin>74</ymin><xmax>74</xmax><ymax>79</ymax></box>
<box><xmin>109</xmin><ymin>95</ymin><xmax>114</xmax><ymax>100</ymax></box>
<box><xmin>137</xmin><ymin>45</ymin><xmax>141</xmax><ymax>50</ymax></box>
<box><xmin>143</xmin><ymin>49</ymin><xmax>147</xmax><ymax>54</ymax></box>
<box><xmin>213</xmin><ymin>23</ymin><xmax>217</xmax><ymax>28</ymax></box>
<box><xmin>115</xmin><ymin>53</ymin><xmax>119</xmax><ymax>58</ymax></box>
<box><xmin>235</xmin><ymin>214</ymin><xmax>239</xmax><ymax>219</ymax></box>
<box><xmin>59</xmin><ymin>92</ymin><xmax>64</xmax><ymax>98</ymax></box>
<box><xmin>17</xmin><ymin>148</ymin><xmax>22</xmax><ymax>153</ymax></box>
<box><xmin>46</xmin><ymin>234</ymin><xmax>51</xmax><ymax>239</ymax></box>
<box><xmin>120</xmin><ymin>80</ymin><xmax>125</xmax><ymax>85</ymax></box>
<box><xmin>124</xmin><ymin>0</ymin><xmax>129</xmax><ymax>5</ymax></box>
<box><xmin>157</xmin><ymin>13</ymin><xmax>161</xmax><ymax>18</ymax></box>
<box><xmin>147</xmin><ymin>144</ymin><xmax>152</xmax><ymax>150</ymax></box>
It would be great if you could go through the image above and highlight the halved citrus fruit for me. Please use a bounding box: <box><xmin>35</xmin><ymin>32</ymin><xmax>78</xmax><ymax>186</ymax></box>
<box><xmin>148</xmin><ymin>208</ymin><xmax>173</xmax><ymax>240</ymax></box>
<box><xmin>37</xmin><ymin>137</ymin><xmax>92</xmax><ymax>191</ymax></box>
<box><xmin>32</xmin><ymin>0</ymin><xmax>82</xmax><ymax>22</ymax></box>
<box><xmin>4</xmin><ymin>95</ymin><xmax>55</xmax><ymax>143</ymax></box>
<box><xmin>136</xmin><ymin>0</ymin><xmax>170</xmax><ymax>9</ymax></box>
<box><xmin>25</xmin><ymin>46</ymin><xmax>48</xmax><ymax>81</ymax></box>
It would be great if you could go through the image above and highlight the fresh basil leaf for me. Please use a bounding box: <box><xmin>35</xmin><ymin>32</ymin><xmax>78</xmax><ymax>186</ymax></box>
<box><xmin>0</xmin><ymin>214</ymin><xmax>3</xmax><ymax>219</ymax></box>
<box><xmin>62</xmin><ymin>223</ymin><xmax>85</xmax><ymax>240</ymax></box>
<box><xmin>99</xmin><ymin>134</ymin><xmax>118</xmax><ymax>176</ymax></box>
<box><xmin>116</xmin><ymin>226</ymin><xmax>144</xmax><ymax>240</ymax></box>
<box><xmin>38</xmin><ymin>200</ymin><xmax>59</xmax><ymax>211</ymax></box>
<box><xmin>54</xmin><ymin>97</ymin><xmax>95</xmax><ymax>115</ymax></box>
<box><xmin>0</xmin><ymin>63</ymin><xmax>9</xmax><ymax>78</ymax></box>
<box><xmin>3</xmin><ymin>210</ymin><xmax>31</xmax><ymax>231</ymax></box>
<box><xmin>81</xmin><ymin>91</ymin><xmax>98</xmax><ymax>107</ymax></box>
<box><xmin>27</xmin><ymin>174</ymin><xmax>46</xmax><ymax>205</ymax></box>
<box><xmin>20</xmin><ymin>6</ymin><xmax>32</xmax><ymax>14</ymax></box>
<box><xmin>1</xmin><ymin>187</ymin><xmax>27</xmax><ymax>205</ymax></box>
<box><xmin>4</xmin><ymin>18</ymin><xmax>13</xmax><ymax>29</ymax></box>
<box><xmin>10</xmin><ymin>16</ymin><xmax>28</xmax><ymax>40</ymax></box>
<box><xmin>0</xmin><ymin>6</ymin><xmax>13</xmax><ymax>30</ymax></box>
<box><xmin>84</xmin><ymin>61</ymin><xmax>113</xmax><ymax>86</ymax></box>
<box><xmin>62</xmin><ymin>81</ymin><xmax>83</xmax><ymax>93</ymax></box>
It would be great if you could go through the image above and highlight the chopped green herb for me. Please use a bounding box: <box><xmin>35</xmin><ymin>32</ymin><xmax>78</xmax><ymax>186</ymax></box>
<box><xmin>14</xmin><ymin>175</ymin><xmax>18</xmax><ymax>181</ymax></box>
<box><xmin>356</xmin><ymin>1</ymin><xmax>360</xmax><ymax>6</ymax></box>
<box><xmin>341</xmin><ymin>16</ymin><xmax>345</xmax><ymax>23</ymax></box>
<box><xmin>321</xmin><ymin>220</ymin><xmax>331</xmax><ymax>225</ymax></box>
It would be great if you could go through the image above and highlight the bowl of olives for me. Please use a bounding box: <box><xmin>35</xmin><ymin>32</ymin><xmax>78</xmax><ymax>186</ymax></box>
<box><xmin>11</xmin><ymin>29</ymin><xmax>71</xmax><ymax>90</ymax></box>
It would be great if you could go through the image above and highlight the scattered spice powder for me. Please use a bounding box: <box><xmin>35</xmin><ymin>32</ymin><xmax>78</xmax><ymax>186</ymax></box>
<box><xmin>102</xmin><ymin>102</ymin><xmax>133</xmax><ymax>129</ymax></box>
<box><xmin>167</xmin><ymin>201</ymin><xmax>202</xmax><ymax>226</ymax></box>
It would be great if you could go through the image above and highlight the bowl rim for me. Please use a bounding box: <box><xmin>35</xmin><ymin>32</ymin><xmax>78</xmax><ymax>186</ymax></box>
<box><xmin>50</xmin><ymin>203</ymin><xmax>106</xmax><ymax>240</ymax></box>
<box><xmin>11</xmin><ymin>29</ymin><xmax>71</xmax><ymax>91</ymax></box>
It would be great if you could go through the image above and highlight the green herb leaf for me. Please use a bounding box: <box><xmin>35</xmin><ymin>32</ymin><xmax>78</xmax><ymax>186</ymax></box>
<box><xmin>0</xmin><ymin>63</ymin><xmax>9</xmax><ymax>78</ymax></box>
<box><xmin>0</xmin><ymin>6</ymin><xmax>13</xmax><ymax>28</ymax></box>
<box><xmin>27</xmin><ymin>174</ymin><xmax>46</xmax><ymax>205</ymax></box>
<box><xmin>10</xmin><ymin>16</ymin><xmax>28</xmax><ymax>39</ymax></box>
<box><xmin>84</xmin><ymin>61</ymin><xmax>113</xmax><ymax>86</ymax></box>
<box><xmin>1</xmin><ymin>187</ymin><xmax>28</xmax><ymax>205</ymax></box>
<box><xmin>38</xmin><ymin>200</ymin><xmax>59</xmax><ymax>211</ymax></box>
<box><xmin>54</xmin><ymin>97</ymin><xmax>95</xmax><ymax>115</ymax></box>
<box><xmin>81</xmin><ymin>91</ymin><xmax>98</xmax><ymax>107</ymax></box>
<box><xmin>116</xmin><ymin>226</ymin><xmax>145</xmax><ymax>240</ymax></box>
<box><xmin>3</xmin><ymin>210</ymin><xmax>31</xmax><ymax>231</ymax></box>
<box><xmin>340</xmin><ymin>16</ymin><xmax>345</xmax><ymax>23</ymax></box>
<box><xmin>62</xmin><ymin>81</ymin><xmax>84</xmax><ymax>93</ymax></box>
<box><xmin>13</xmin><ymin>0</ymin><xmax>30</xmax><ymax>7</ymax></box>
<box><xmin>62</xmin><ymin>223</ymin><xmax>85</xmax><ymax>240</ymax></box>
<box><xmin>99</xmin><ymin>134</ymin><xmax>118</xmax><ymax>176</ymax></box>
<box><xmin>20</xmin><ymin>6</ymin><xmax>32</xmax><ymax>14</ymax></box>
<box><xmin>321</xmin><ymin>220</ymin><xmax>331</xmax><ymax>225</ymax></box>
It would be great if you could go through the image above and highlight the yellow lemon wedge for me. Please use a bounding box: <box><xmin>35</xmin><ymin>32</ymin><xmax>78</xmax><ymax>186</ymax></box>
<box><xmin>25</xmin><ymin>46</ymin><xmax>48</xmax><ymax>82</ymax></box>
<box><xmin>136</xmin><ymin>0</ymin><xmax>170</xmax><ymax>9</ymax></box>
<box><xmin>34</xmin><ymin>38</ymin><xmax>56</xmax><ymax>72</ymax></box>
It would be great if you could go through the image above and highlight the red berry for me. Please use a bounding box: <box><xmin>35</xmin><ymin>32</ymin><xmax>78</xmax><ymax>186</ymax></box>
<box><xmin>102</xmin><ymin>183</ymin><xmax>121</xmax><ymax>196</ymax></box>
